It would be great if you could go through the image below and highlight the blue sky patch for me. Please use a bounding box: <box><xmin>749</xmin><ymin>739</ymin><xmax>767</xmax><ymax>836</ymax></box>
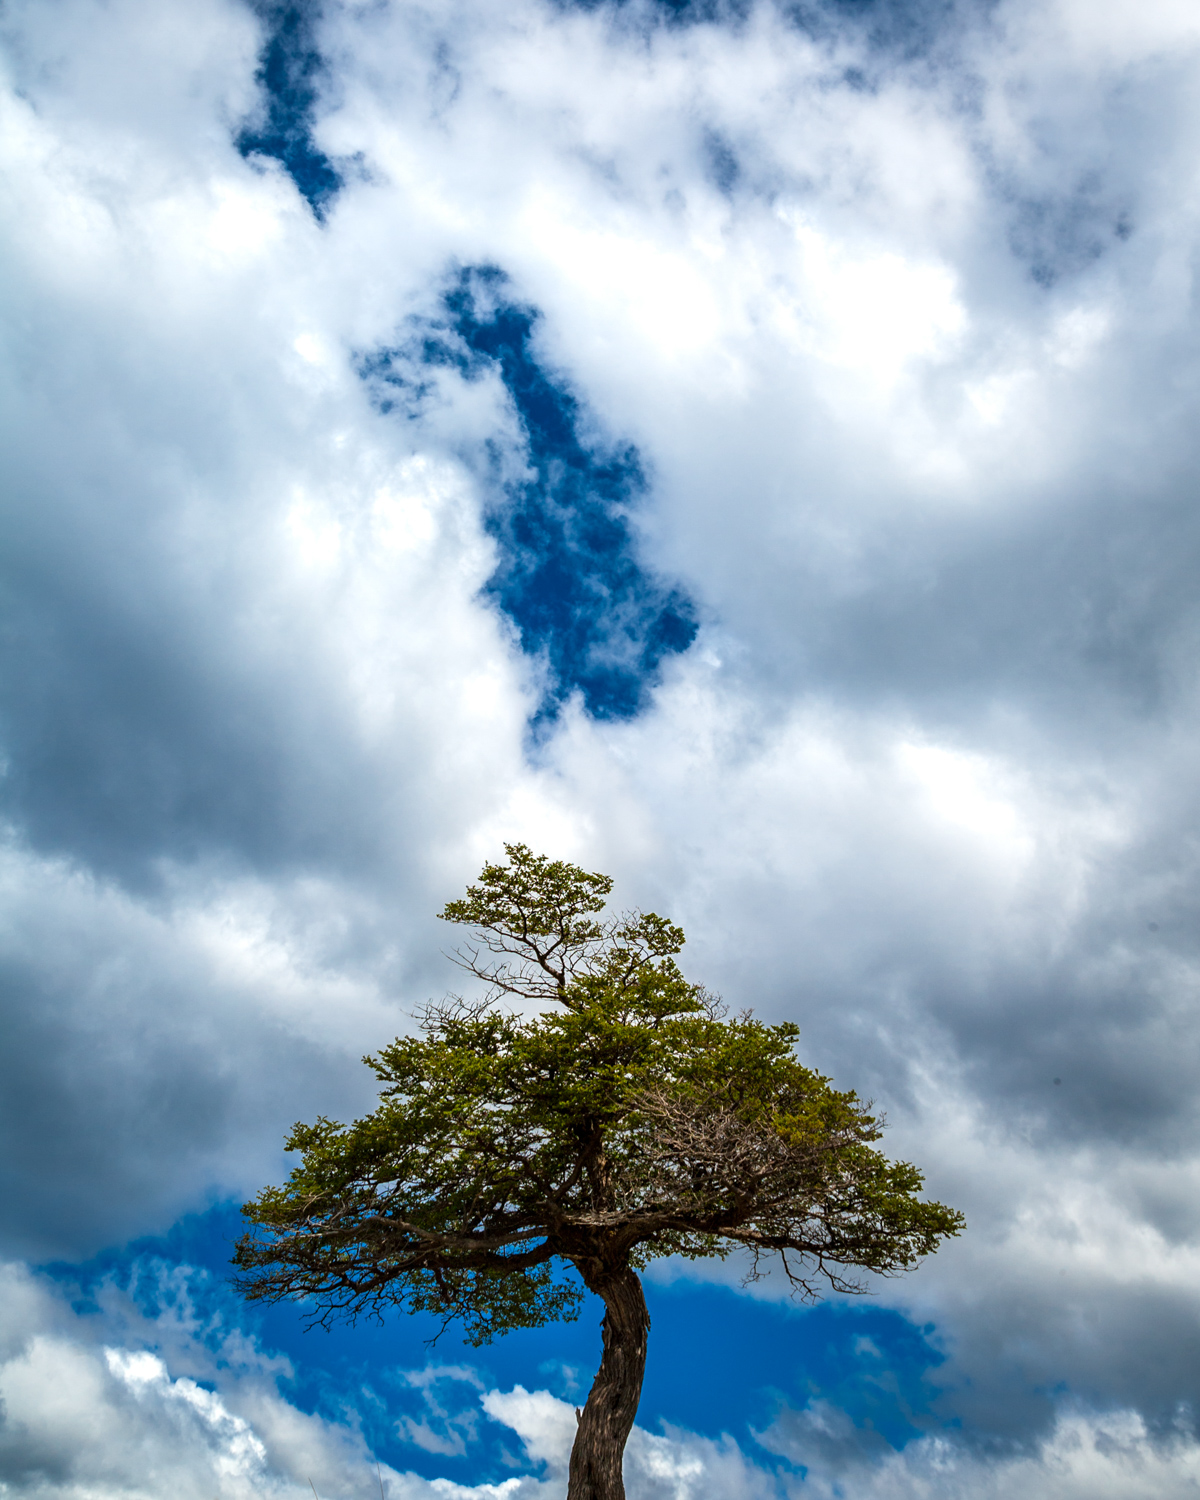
<box><xmin>361</xmin><ymin>266</ymin><xmax>698</xmax><ymax>724</ymax></box>
<box><xmin>43</xmin><ymin>1202</ymin><xmax>951</xmax><ymax>1485</ymax></box>
<box><xmin>236</xmin><ymin>0</ymin><xmax>341</xmax><ymax>219</ymax></box>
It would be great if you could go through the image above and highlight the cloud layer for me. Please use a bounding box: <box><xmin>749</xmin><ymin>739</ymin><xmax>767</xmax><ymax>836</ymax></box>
<box><xmin>5</xmin><ymin>0</ymin><xmax>1200</xmax><ymax>1492</ymax></box>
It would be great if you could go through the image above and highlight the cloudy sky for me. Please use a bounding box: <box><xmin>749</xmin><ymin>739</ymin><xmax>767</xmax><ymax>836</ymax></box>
<box><xmin>5</xmin><ymin>0</ymin><xmax>1200</xmax><ymax>1493</ymax></box>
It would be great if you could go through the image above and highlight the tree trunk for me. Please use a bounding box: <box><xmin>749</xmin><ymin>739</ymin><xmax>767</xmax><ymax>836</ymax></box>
<box><xmin>567</xmin><ymin>1265</ymin><xmax>650</xmax><ymax>1500</ymax></box>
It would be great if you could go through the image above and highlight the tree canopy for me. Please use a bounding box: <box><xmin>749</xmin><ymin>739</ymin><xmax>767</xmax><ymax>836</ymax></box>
<box><xmin>234</xmin><ymin>845</ymin><xmax>963</xmax><ymax>1500</ymax></box>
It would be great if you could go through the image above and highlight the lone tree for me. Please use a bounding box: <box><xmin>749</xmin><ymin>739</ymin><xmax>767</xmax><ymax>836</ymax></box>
<box><xmin>234</xmin><ymin>846</ymin><xmax>962</xmax><ymax>1500</ymax></box>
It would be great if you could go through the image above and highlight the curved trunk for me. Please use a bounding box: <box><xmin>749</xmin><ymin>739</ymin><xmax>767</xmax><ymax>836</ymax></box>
<box><xmin>567</xmin><ymin>1266</ymin><xmax>650</xmax><ymax>1500</ymax></box>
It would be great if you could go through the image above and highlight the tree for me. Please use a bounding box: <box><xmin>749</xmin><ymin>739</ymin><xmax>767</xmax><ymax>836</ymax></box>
<box><xmin>234</xmin><ymin>846</ymin><xmax>963</xmax><ymax>1500</ymax></box>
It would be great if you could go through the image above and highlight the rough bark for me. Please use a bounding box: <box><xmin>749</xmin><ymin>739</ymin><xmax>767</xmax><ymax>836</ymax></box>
<box><xmin>567</xmin><ymin>1265</ymin><xmax>650</xmax><ymax>1500</ymax></box>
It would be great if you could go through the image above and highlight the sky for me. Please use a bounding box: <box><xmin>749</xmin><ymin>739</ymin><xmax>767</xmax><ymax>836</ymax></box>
<box><xmin>4</xmin><ymin>0</ymin><xmax>1200</xmax><ymax>1494</ymax></box>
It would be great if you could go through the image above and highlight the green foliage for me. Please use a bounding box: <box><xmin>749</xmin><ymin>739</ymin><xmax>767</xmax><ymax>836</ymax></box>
<box><xmin>234</xmin><ymin>845</ymin><xmax>963</xmax><ymax>1343</ymax></box>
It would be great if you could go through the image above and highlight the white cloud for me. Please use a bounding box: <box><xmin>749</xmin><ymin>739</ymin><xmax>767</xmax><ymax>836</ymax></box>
<box><xmin>767</xmin><ymin>1404</ymin><xmax>1200</xmax><ymax>1500</ymax></box>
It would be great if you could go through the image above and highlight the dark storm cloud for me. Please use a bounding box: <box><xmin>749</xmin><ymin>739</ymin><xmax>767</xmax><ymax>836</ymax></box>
<box><xmin>0</xmin><ymin>556</ymin><xmax>356</xmax><ymax>884</ymax></box>
<box><xmin>730</xmin><ymin>459</ymin><xmax>1200</xmax><ymax>737</ymax></box>
<box><xmin>0</xmin><ymin>847</ymin><xmax>385</xmax><ymax>1260</ymax></box>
